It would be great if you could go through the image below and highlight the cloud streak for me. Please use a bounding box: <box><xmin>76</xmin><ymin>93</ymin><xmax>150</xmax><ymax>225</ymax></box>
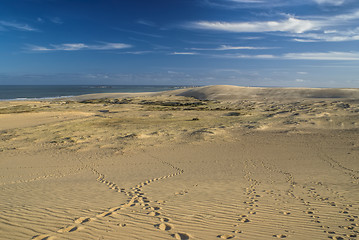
<box><xmin>189</xmin><ymin>17</ymin><xmax>319</xmax><ymax>33</ymax></box>
<box><xmin>0</xmin><ymin>21</ymin><xmax>37</xmax><ymax>31</ymax></box>
<box><xmin>28</xmin><ymin>42</ymin><xmax>132</xmax><ymax>51</ymax></box>
<box><xmin>191</xmin><ymin>45</ymin><xmax>274</xmax><ymax>50</ymax></box>
<box><xmin>171</xmin><ymin>52</ymin><xmax>198</xmax><ymax>55</ymax></box>
<box><xmin>313</xmin><ymin>0</ymin><xmax>346</xmax><ymax>6</ymax></box>
<box><xmin>218</xmin><ymin>51</ymin><xmax>359</xmax><ymax>60</ymax></box>
<box><xmin>187</xmin><ymin>9</ymin><xmax>359</xmax><ymax>42</ymax></box>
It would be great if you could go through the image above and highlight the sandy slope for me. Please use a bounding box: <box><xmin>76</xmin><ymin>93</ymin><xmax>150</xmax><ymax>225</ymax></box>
<box><xmin>163</xmin><ymin>85</ymin><xmax>359</xmax><ymax>101</ymax></box>
<box><xmin>1</xmin><ymin>86</ymin><xmax>359</xmax><ymax>240</ymax></box>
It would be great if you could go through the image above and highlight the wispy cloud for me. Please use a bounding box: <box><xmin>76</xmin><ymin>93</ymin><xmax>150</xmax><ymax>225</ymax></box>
<box><xmin>292</xmin><ymin>29</ymin><xmax>359</xmax><ymax>42</ymax></box>
<box><xmin>187</xmin><ymin>9</ymin><xmax>359</xmax><ymax>42</ymax></box>
<box><xmin>202</xmin><ymin>0</ymin><xmax>313</xmax><ymax>9</ymax></box>
<box><xmin>191</xmin><ymin>45</ymin><xmax>274</xmax><ymax>50</ymax></box>
<box><xmin>28</xmin><ymin>42</ymin><xmax>132</xmax><ymax>51</ymax></box>
<box><xmin>313</xmin><ymin>0</ymin><xmax>346</xmax><ymax>6</ymax></box>
<box><xmin>222</xmin><ymin>54</ymin><xmax>276</xmax><ymax>59</ymax></box>
<box><xmin>228</xmin><ymin>0</ymin><xmax>265</xmax><ymax>3</ymax></box>
<box><xmin>217</xmin><ymin>51</ymin><xmax>359</xmax><ymax>60</ymax></box>
<box><xmin>137</xmin><ymin>19</ymin><xmax>156</xmax><ymax>27</ymax></box>
<box><xmin>189</xmin><ymin>17</ymin><xmax>319</xmax><ymax>33</ymax></box>
<box><xmin>0</xmin><ymin>21</ymin><xmax>37</xmax><ymax>31</ymax></box>
<box><xmin>171</xmin><ymin>52</ymin><xmax>198</xmax><ymax>55</ymax></box>
<box><xmin>50</xmin><ymin>17</ymin><xmax>63</xmax><ymax>24</ymax></box>
<box><xmin>114</xmin><ymin>27</ymin><xmax>163</xmax><ymax>38</ymax></box>
<box><xmin>283</xmin><ymin>52</ymin><xmax>359</xmax><ymax>60</ymax></box>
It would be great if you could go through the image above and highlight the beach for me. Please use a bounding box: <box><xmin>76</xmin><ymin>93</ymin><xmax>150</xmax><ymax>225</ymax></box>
<box><xmin>1</xmin><ymin>85</ymin><xmax>359</xmax><ymax>240</ymax></box>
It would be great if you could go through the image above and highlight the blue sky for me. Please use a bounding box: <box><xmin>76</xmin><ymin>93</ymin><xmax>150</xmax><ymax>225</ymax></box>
<box><xmin>1</xmin><ymin>0</ymin><xmax>359</xmax><ymax>87</ymax></box>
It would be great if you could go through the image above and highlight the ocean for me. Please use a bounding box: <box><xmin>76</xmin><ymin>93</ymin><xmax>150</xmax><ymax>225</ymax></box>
<box><xmin>0</xmin><ymin>85</ymin><xmax>188</xmax><ymax>101</ymax></box>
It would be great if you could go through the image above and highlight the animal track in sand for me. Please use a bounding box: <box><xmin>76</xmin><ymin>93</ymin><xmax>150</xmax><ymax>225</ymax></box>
<box><xmin>273</xmin><ymin>234</ymin><xmax>287</xmax><ymax>238</ymax></box>
<box><xmin>155</xmin><ymin>223</ymin><xmax>172</xmax><ymax>231</ymax></box>
<box><xmin>160</xmin><ymin>217</ymin><xmax>170</xmax><ymax>222</ymax></box>
<box><xmin>317</xmin><ymin>151</ymin><xmax>359</xmax><ymax>182</ymax></box>
<box><xmin>148</xmin><ymin>211</ymin><xmax>161</xmax><ymax>216</ymax></box>
<box><xmin>172</xmin><ymin>232</ymin><xmax>190</xmax><ymax>240</ymax></box>
<box><xmin>32</xmin><ymin>160</ymin><xmax>186</xmax><ymax>239</ymax></box>
<box><xmin>2</xmin><ymin>166</ymin><xmax>85</xmax><ymax>186</ymax></box>
<box><xmin>57</xmin><ymin>225</ymin><xmax>82</xmax><ymax>233</ymax></box>
<box><xmin>280</xmin><ymin>211</ymin><xmax>291</xmax><ymax>215</ymax></box>
<box><xmin>217</xmin><ymin>234</ymin><xmax>235</xmax><ymax>239</ymax></box>
<box><xmin>238</xmin><ymin>217</ymin><xmax>250</xmax><ymax>223</ymax></box>
<box><xmin>74</xmin><ymin>217</ymin><xmax>92</xmax><ymax>224</ymax></box>
<box><xmin>31</xmin><ymin>234</ymin><xmax>54</xmax><ymax>240</ymax></box>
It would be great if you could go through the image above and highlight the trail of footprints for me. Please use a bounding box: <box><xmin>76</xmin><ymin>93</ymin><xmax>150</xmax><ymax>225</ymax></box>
<box><xmin>0</xmin><ymin>166</ymin><xmax>85</xmax><ymax>187</ymax></box>
<box><xmin>260</xmin><ymin>159</ymin><xmax>359</xmax><ymax>240</ymax></box>
<box><xmin>32</xmin><ymin>160</ymin><xmax>191</xmax><ymax>240</ymax></box>
<box><xmin>318</xmin><ymin>151</ymin><xmax>359</xmax><ymax>184</ymax></box>
<box><xmin>217</xmin><ymin>159</ymin><xmax>262</xmax><ymax>239</ymax></box>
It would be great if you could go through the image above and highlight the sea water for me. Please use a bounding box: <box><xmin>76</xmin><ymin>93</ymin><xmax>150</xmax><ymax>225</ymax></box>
<box><xmin>0</xmin><ymin>85</ymin><xmax>188</xmax><ymax>101</ymax></box>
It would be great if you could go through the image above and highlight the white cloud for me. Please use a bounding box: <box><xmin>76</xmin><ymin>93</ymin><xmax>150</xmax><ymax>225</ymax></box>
<box><xmin>313</xmin><ymin>0</ymin><xmax>346</xmax><ymax>6</ymax></box>
<box><xmin>283</xmin><ymin>52</ymin><xmax>359</xmax><ymax>60</ymax></box>
<box><xmin>189</xmin><ymin>9</ymin><xmax>359</xmax><ymax>42</ymax></box>
<box><xmin>28</xmin><ymin>42</ymin><xmax>132</xmax><ymax>51</ymax></box>
<box><xmin>215</xmin><ymin>51</ymin><xmax>359</xmax><ymax>60</ymax></box>
<box><xmin>0</xmin><ymin>21</ymin><xmax>37</xmax><ymax>31</ymax></box>
<box><xmin>190</xmin><ymin>45</ymin><xmax>272</xmax><ymax>51</ymax></box>
<box><xmin>228</xmin><ymin>0</ymin><xmax>265</xmax><ymax>2</ymax></box>
<box><xmin>220</xmin><ymin>53</ymin><xmax>276</xmax><ymax>59</ymax></box>
<box><xmin>171</xmin><ymin>52</ymin><xmax>198</xmax><ymax>55</ymax></box>
<box><xmin>137</xmin><ymin>19</ymin><xmax>156</xmax><ymax>27</ymax></box>
<box><xmin>190</xmin><ymin>17</ymin><xmax>319</xmax><ymax>33</ymax></box>
<box><xmin>331</xmin><ymin>9</ymin><xmax>359</xmax><ymax>21</ymax></box>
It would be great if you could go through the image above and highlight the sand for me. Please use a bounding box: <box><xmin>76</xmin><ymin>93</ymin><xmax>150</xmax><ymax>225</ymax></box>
<box><xmin>1</xmin><ymin>85</ymin><xmax>359</xmax><ymax>240</ymax></box>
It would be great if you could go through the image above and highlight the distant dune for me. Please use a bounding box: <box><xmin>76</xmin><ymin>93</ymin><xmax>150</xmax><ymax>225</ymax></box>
<box><xmin>68</xmin><ymin>85</ymin><xmax>359</xmax><ymax>102</ymax></box>
<box><xmin>161</xmin><ymin>85</ymin><xmax>359</xmax><ymax>101</ymax></box>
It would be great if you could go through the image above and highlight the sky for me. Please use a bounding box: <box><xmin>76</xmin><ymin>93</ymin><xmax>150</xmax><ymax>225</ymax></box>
<box><xmin>1</xmin><ymin>0</ymin><xmax>359</xmax><ymax>87</ymax></box>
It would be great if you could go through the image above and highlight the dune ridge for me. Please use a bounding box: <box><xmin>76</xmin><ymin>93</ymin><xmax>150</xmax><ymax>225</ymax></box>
<box><xmin>164</xmin><ymin>85</ymin><xmax>359</xmax><ymax>101</ymax></box>
<box><xmin>66</xmin><ymin>85</ymin><xmax>359</xmax><ymax>102</ymax></box>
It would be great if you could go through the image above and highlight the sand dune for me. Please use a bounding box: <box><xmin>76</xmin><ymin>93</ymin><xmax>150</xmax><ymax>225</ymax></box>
<box><xmin>1</xmin><ymin>86</ymin><xmax>359</xmax><ymax>240</ymax></box>
<box><xmin>162</xmin><ymin>85</ymin><xmax>359</xmax><ymax>101</ymax></box>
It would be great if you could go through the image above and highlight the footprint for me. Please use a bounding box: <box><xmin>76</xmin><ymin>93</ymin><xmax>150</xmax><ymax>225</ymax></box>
<box><xmin>97</xmin><ymin>211</ymin><xmax>112</xmax><ymax>218</ymax></box>
<box><xmin>74</xmin><ymin>217</ymin><xmax>91</xmax><ymax>224</ymax></box>
<box><xmin>57</xmin><ymin>225</ymin><xmax>79</xmax><ymax>233</ymax></box>
<box><xmin>109</xmin><ymin>206</ymin><xmax>122</xmax><ymax>212</ymax></box>
<box><xmin>273</xmin><ymin>234</ymin><xmax>287</xmax><ymax>238</ymax></box>
<box><xmin>238</xmin><ymin>217</ymin><xmax>250</xmax><ymax>223</ymax></box>
<box><xmin>155</xmin><ymin>223</ymin><xmax>172</xmax><ymax>231</ymax></box>
<box><xmin>172</xmin><ymin>233</ymin><xmax>190</xmax><ymax>240</ymax></box>
<box><xmin>331</xmin><ymin>236</ymin><xmax>344</xmax><ymax>240</ymax></box>
<box><xmin>217</xmin><ymin>234</ymin><xmax>235</xmax><ymax>239</ymax></box>
<box><xmin>148</xmin><ymin>211</ymin><xmax>160</xmax><ymax>216</ymax></box>
<box><xmin>32</xmin><ymin>235</ymin><xmax>53</xmax><ymax>240</ymax></box>
<box><xmin>160</xmin><ymin>217</ymin><xmax>170</xmax><ymax>222</ymax></box>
